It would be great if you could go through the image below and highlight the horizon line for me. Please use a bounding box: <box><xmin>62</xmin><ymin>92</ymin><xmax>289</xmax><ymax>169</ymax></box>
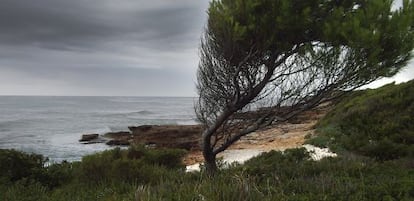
<box><xmin>0</xmin><ymin>94</ymin><xmax>198</xmax><ymax>98</ymax></box>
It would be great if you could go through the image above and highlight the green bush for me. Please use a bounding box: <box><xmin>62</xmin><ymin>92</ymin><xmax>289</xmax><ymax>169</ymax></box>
<box><xmin>139</xmin><ymin>148</ymin><xmax>414</xmax><ymax>201</ymax></box>
<box><xmin>78</xmin><ymin>146</ymin><xmax>186</xmax><ymax>184</ymax></box>
<box><xmin>79</xmin><ymin>148</ymin><xmax>122</xmax><ymax>182</ymax></box>
<box><xmin>142</xmin><ymin>148</ymin><xmax>187</xmax><ymax>169</ymax></box>
<box><xmin>241</xmin><ymin>148</ymin><xmax>320</xmax><ymax>181</ymax></box>
<box><xmin>0</xmin><ymin>149</ymin><xmax>47</xmax><ymax>183</ymax></box>
<box><xmin>0</xmin><ymin>149</ymin><xmax>78</xmax><ymax>189</ymax></box>
<box><xmin>1</xmin><ymin>147</ymin><xmax>413</xmax><ymax>201</ymax></box>
<box><xmin>308</xmin><ymin>80</ymin><xmax>414</xmax><ymax>160</ymax></box>
<box><xmin>42</xmin><ymin>161</ymin><xmax>76</xmax><ymax>188</ymax></box>
<box><xmin>0</xmin><ymin>147</ymin><xmax>188</xmax><ymax>200</ymax></box>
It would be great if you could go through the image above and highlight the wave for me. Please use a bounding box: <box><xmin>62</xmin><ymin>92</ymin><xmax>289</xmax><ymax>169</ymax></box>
<box><xmin>93</xmin><ymin>126</ymin><xmax>113</xmax><ymax>135</ymax></box>
<box><xmin>176</xmin><ymin>119</ymin><xmax>198</xmax><ymax>125</ymax></box>
<box><xmin>128</xmin><ymin>110</ymin><xmax>154</xmax><ymax>115</ymax></box>
<box><xmin>96</xmin><ymin>110</ymin><xmax>156</xmax><ymax>119</ymax></box>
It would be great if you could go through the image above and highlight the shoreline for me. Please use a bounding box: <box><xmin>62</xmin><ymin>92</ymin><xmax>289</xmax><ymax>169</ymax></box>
<box><xmin>182</xmin><ymin>118</ymin><xmax>318</xmax><ymax>165</ymax></box>
<box><xmin>80</xmin><ymin>102</ymin><xmax>332</xmax><ymax>166</ymax></box>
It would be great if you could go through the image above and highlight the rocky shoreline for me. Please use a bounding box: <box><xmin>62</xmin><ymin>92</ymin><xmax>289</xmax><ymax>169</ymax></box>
<box><xmin>80</xmin><ymin>102</ymin><xmax>332</xmax><ymax>165</ymax></box>
<box><xmin>80</xmin><ymin>124</ymin><xmax>203</xmax><ymax>150</ymax></box>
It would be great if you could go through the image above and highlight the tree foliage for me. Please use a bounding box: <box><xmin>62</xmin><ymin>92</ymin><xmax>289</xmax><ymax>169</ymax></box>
<box><xmin>196</xmin><ymin>0</ymin><xmax>414</xmax><ymax>173</ymax></box>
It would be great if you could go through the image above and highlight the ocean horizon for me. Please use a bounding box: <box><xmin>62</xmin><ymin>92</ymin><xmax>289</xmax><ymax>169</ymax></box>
<box><xmin>0</xmin><ymin>96</ymin><xmax>197</xmax><ymax>162</ymax></box>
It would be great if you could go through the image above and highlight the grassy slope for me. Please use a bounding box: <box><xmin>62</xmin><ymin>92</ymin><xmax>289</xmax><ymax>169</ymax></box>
<box><xmin>2</xmin><ymin>147</ymin><xmax>413</xmax><ymax>201</ymax></box>
<box><xmin>307</xmin><ymin>80</ymin><xmax>414</xmax><ymax>160</ymax></box>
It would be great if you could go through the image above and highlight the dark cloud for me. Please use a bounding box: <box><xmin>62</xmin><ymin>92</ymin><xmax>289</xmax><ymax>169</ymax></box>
<box><xmin>0</xmin><ymin>0</ymin><xmax>209</xmax><ymax>96</ymax></box>
<box><xmin>0</xmin><ymin>1</ymin><xmax>115</xmax><ymax>49</ymax></box>
<box><xmin>0</xmin><ymin>0</ymin><xmax>206</xmax><ymax>50</ymax></box>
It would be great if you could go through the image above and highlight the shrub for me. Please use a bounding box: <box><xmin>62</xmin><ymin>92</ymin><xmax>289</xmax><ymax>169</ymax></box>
<box><xmin>308</xmin><ymin>80</ymin><xmax>414</xmax><ymax>160</ymax></box>
<box><xmin>42</xmin><ymin>161</ymin><xmax>75</xmax><ymax>188</ymax></box>
<box><xmin>79</xmin><ymin>149</ymin><xmax>121</xmax><ymax>183</ymax></box>
<box><xmin>242</xmin><ymin>148</ymin><xmax>314</xmax><ymax>179</ymax></box>
<box><xmin>79</xmin><ymin>146</ymin><xmax>186</xmax><ymax>184</ymax></box>
<box><xmin>0</xmin><ymin>149</ymin><xmax>47</xmax><ymax>183</ymax></box>
<box><xmin>142</xmin><ymin>148</ymin><xmax>186</xmax><ymax>169</ymax></box>
<box><xmin>1</xmin><ymin>147</ymin><xmax>413</xmax><ymax>201</ymax></box>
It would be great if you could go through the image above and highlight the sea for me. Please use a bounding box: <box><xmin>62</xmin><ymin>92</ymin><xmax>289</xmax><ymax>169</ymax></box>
<box><xmin>0</xmin><ymin>96</ymin><xmax>196</xmax><ymax>162</ymax></box>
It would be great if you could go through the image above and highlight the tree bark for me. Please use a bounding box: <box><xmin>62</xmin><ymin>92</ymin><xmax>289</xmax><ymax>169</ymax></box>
<box><xmin>202</xmin><ymin>128</ymin><xmax>217</xmax><ymax>175</ymax></box>
<box><xmin>203</xmin><ymin>148</ymin><xmax>218</xmax><ymax>176</ymax></box>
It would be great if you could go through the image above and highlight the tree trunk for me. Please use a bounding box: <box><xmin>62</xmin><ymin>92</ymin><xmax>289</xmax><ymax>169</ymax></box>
<box><xmin>202</xmin><ymin>128</ymin><xmax>218</xmax><ymax>175</ymax></box>
<box><xmin>203</xmin><ymin>148</ymin><xmax>218</xmax><ymax>175</ymax></box>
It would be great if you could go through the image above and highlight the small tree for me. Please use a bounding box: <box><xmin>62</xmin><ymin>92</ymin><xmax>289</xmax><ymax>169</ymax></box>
<box><xmin>196</xmin><ymin>0</ymin><xmax>414</xmax><ymax>174</ymax></box>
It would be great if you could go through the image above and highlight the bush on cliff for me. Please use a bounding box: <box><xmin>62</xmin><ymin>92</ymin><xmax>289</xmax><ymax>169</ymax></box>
<box><xmin>307</xmin><ymin>80</ymin><xmax>414</xmax><ymax>160</ymax></box>
<box><xmin>0</xmin><ymin>149</ymin><xmax>47</xmax><ymax>183</ymax></box>
<box><xmin>0</xmin><ymin>145</ymin><xmax>186</xmax><ymax>188</ymax></box>
<box><xmin>0</xmin><ymin>149</ymin><xmax>75</xmax><ymax>190</ymax></box>
<box><xmin>79</xmin><ymin>145</ymin><xmax>186</xmax><ymax>184</ymax></box>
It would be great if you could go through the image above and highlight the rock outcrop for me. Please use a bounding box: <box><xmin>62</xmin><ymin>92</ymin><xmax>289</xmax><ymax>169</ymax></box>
<box><xmin>128</xmin><ymin>125</ymin><xmax>202</xmax><ymax>150</ymax></box>
<box><xmin>103</xmin><ymin>131</ymin><xmax>131</xmax><ymax>138</ymax></box>
<box><xmin>106</xmin><ymin>139</ymin><xmax>131</xmax><ymax>146</ymax></box>
<box><xmin>103</xmin><ymin>131</ymin><xmax>132</xmax><ymax>146</ymax></box>
<box><xmin>79</xmin><ymin>134</ymin><xmax>107</xmax><ymax>144</ymax></box>
<box><xmin>80</xmin><ymin>125</ymin><xmax>203</xmax><ymax>150</ymax></box>
<box><xmin>79</xmin><ymin>134</ymin><xmax>99</xmax><ymax>142</ymax></box>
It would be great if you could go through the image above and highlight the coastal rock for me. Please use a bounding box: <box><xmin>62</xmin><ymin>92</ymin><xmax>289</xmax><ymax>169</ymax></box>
<box><xmin>79</xmin><ymin>134</ymin><xmax>99</xmax><ymax>142</ymax></box>
<box><xmin>128</xmin><ymin>125</ymin><xmax>152</xmax><ymax>133</ymax></box>
<box><xmin>129</xmin><ymin>125</ymin><xmax>203</xmax><ymax>150</ymax></box>
<box><xmin>106</xmin><ymin>139</ymin><xmax>131</xmax><ymax>146</ymax></box>
<box><xmin>103</xmin><ymin>131</ymin><xmax>131</xmax><ymax>138</ymax></box>
<box><xmin>79</xmin><ymin>134</ymin><xmax>108</xmax><ymax>144</ymax></box>
<box><xmin>103</xmin><ymin>131</ymin><xmax>132</xmax><ymax>146</ymax></box>
<box><xmin>82</xmin><ymin>125</ymin><xmax>202</xmax><ymax>150</ymax></box>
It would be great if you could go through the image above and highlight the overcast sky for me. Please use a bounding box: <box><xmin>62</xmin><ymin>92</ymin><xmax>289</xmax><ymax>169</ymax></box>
<box><xmin>0</xmin><ymin>0</ymin><xmax>412</xmax><ymax>96</ymax></box>
<box><xmin>0</xmin><ymin>0</ymin><xmax>209</xmax><ymax>96</ymax></box>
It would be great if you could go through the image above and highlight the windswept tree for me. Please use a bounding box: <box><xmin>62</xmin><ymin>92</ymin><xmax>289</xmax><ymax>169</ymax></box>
<box><xmin>196</xmin><ymin>0</ymin><xmax>414</xmax><ymax>173</ymax></box>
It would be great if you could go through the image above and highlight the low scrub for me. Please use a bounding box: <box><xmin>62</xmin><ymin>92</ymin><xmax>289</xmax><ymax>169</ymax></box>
<box><xmin>140</xmin><ymin>149</ymin><xmax>414</xmax><ymax>201</ymax></box>
<box><xmin>307</xmin><ymin>80</ymin><xmax>414</xmax><ymax>160</ymax></box>
<box><xmin>79</xmin><ymin>145</ymin><xmax>186</xmax><ymax>184</ymax></box>
<box><xmin>0</xmin><ymin>145</ymin><xmax>187</xmax><ymax>200</ymax></box>
<box><xmin>1</xmin><ymin>147</ymin><xmax>413</xmax><ymax>201</ymax></box>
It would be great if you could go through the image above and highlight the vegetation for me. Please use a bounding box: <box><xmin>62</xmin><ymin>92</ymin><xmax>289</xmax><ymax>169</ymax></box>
<box><xmin>196</xmin><ymin>0</ymin><xmax>414</xmax><ymax>173</ymax></box>
<box><xmin>0</xmin><ymin>146</ymin><xmax>186</xmax><ymax>201</ymax></box>
<box><xmin>307</xmin><ymin>80</ymin><xmax>414</xmax><ymax>160</ymax></box>
<box><xmin>1</xmin><ymin>145</ymin><xmax>413</xmax><ymax>201</ymax></box>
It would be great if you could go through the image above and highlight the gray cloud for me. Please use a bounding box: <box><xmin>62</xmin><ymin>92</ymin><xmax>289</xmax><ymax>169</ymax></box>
<box><xmin>0</xmin><ymin>0</ymin><xmax>209</xmax><ymax>96</ymax></box>
<box><xmin>0</xmin><ymin>0</ymin><xmax>413</xmax><ymax>96</ymax></box>
<box><xmin>0</xmin><ymin>0</ymin><xmax>206</xmax><ymax>50</ymax></box>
